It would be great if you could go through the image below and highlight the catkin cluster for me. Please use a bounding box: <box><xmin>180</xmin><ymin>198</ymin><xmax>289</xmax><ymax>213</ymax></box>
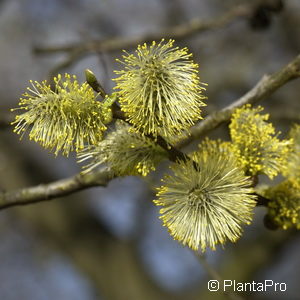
<box><xmin>12</xmin><ymin>39</ymin><xmax>299</xmax><ymax>252</ymax></box>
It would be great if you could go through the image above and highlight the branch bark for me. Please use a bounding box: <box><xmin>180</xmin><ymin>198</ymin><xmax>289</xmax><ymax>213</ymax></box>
<box><xmin>34</xmin><ymin>4</ymin><xmax>251</xmax><ymax>55</ymax></box>
<box><xmin>1</xmin><ymin>53</ymin><xmax>300</xmax><ymax>210</ymax></box>
<box><xmin>33</xmin><ymin>3</ymin><xmax>256</xmax><ymax>76</ymax></box>
<box><xmin>0</xmin><ymin>167</ymin><xmax>114</xmax><ymax>209</ymax></box>
<box><xmin>176</xmin><ymin>53</ymin><xmax>300</xmax><ymax>148</ymax></box>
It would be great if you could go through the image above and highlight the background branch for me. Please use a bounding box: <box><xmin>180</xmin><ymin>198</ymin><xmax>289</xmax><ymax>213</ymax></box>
<box><xmin>34</xmin><ymin>4</ymin><xmax>251</xmax><ymax>55</ymax></box>
<box><xmin>196</xmin><ymin>253</ymin><xmax>245</xmax><ymax>300</ymax></box>
<box><xmin>33</xmin><ymin>2</ymin><xmax>257</xmax><ymax>76</ymax></box>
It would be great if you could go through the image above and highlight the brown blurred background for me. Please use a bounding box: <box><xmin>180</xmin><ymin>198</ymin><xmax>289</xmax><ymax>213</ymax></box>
<box><xmin>0</xmin><ymin>0</ymin><xmax>300</xmax><ymax>299</ymax></box>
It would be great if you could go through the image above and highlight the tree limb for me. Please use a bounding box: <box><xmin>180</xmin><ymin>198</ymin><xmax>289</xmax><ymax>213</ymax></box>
<box><xmin>0</xmin><ymin>167</ymin><xmax>114</xmax><ymax>210</ymax></box>
<box><xmin>176</xmin><ymin>53</ymin><xmax>300</xmax><ymax>148</ymax></box>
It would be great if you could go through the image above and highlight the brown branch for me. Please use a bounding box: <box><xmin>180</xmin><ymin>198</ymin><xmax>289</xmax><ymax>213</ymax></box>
<box><xmin>47</xmin><ymin>50</ymin><xmax>86</xmax><ymax>83</ymax></box>
<box><xmin>0</xmin><ymin>167</ymin><xmax>114</xmax><ymax>210</ymax></box>
<box><xmin>256</xmin><ymin>194</ymin><xmax>270</xmax><ymax>206</ymax></box>
<box><xmin>33</xmin><ymin>3</ymin><xmax>255</xmax><ymax>75</ymax></box>
<box><xmin>34</xmin><ymin>5</ymin><xmax>251</xmax><ymax>55</ymax></box>
<box><xmin>112</xmin><ymin>104</ymin><xmax>190</xmax><ymax>163</ymax></box>
<box><xmin>176</xmin><ymin>53</ymin><xmax>300</xmax><ymax>148</ymax></box>
<box><xmin>110</xmin><ymin>104</ymin><xmax>190</xmax><ymax>163</ymax></box>
<box><xmin>1</xmin><ymin>53</ymin><xmax>299</xmax><ymax>211</ymax></box>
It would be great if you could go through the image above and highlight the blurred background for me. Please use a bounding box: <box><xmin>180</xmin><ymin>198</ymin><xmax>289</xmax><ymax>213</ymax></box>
<box><xmin>0</xmin><ymin>0</ymin><xmax>300</xmax><ymax>299</ymax></box>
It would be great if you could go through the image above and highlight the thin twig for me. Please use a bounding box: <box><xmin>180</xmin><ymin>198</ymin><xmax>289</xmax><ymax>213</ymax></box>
<box><xmin>33</xmin><ymin>3</ymin><xmax>254</xmax><ymax>75</ymax></box>
<box><xmin>196</xmin><ymin>252</ymin><xmax>245</xmax><ymax>300</ymax></box>
<box><xmin>34</xmin><ymin>4</ymin><xmax>251</xmax><ymax>55</ymax></box>
<box><xmin>112</xmin><ymin>103</ymin><xmax>190</xmax><ymax>163</ymax></box>
<box><xmin>113</xmin><ymin>103</ymin><xmax>190</xmax><ymax>163</ymax></box>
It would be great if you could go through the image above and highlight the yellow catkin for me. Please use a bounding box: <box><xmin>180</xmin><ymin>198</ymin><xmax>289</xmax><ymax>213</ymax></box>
<box><xmin>77</xmin><ymin>120</ymin><xmax>167</xmax><ymax>176</ymax></box>
<box><xmin>283</xmin><ymin>124</ymin><xmax>300</xmax><ymax>180</ymax></box>
<box><xmin>155</xmin><ymin>138</ymin><xmax>257</xmax><ymax>252</ymax></box>
<box><xmin>263</xmin><ymin>179</ymin><xmax>300</xmax><ymax>230</ymax></box>
<box><xmin>229</xmin><ymin>104</ymin><xmax>292</xmax><ymax>179</ymax></box>
<box><xmin>113</xmin><ymin>39</ymin><xmax>206</xmax><ymax>139</ymax></box>
<box><xmin>12</xmin><ymin>74</ymin><xmax>112</xmax><ymax>156</ymax></box>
